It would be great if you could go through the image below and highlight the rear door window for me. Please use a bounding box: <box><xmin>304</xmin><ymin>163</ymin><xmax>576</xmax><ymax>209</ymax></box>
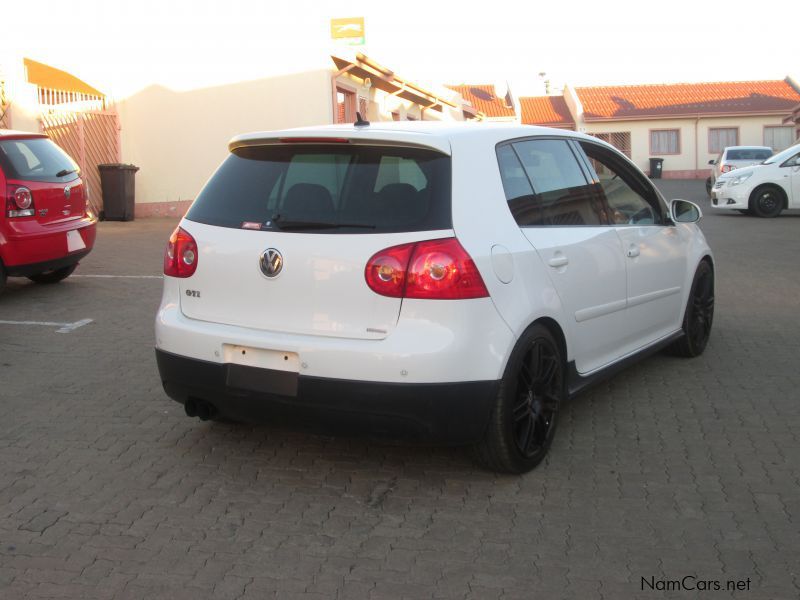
<box><xmin>496</xmin><ymin>138</ymin><xmax>606</xmax><ymax>226</ymax></box>
<box><xmin>186</xmin><ymin>144</ymin><xmax>451</xmax><ymax>233</ymax></box>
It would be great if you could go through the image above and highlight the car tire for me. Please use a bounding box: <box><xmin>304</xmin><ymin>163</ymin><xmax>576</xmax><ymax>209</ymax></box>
<box><xmin>705</xmin><ymin>177</ymin><xmax>712</xmax><ymax>197</ymax></box>
<box><xmin>475</xmin><ymin>323</ymin><xmax>565</xmax><ymax>474</ymax></box>
<box><xmin>749</xmin><ymin>186</ymin><xmax>784</xmax><ymax>218</ymax></box>
<box><xmin>667</xmin><ymin>261</ymin><xmax>714</xmax><ymax>358</ymax></box>
<box><xmin>27</xmin><ymin>264</ymin><xmax>77</xmax><ymax>284</ymax></box>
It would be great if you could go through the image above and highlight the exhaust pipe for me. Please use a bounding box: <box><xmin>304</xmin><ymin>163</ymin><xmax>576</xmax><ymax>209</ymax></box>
<box><xmin>184</xmin><ymin>398</ymin><xmax>217</xmax><ymax>421</ymax></box>
<box><xmin>184</xmin><ymin>398</ymin><xmax>199</xmax><ymax>418</ymax></box>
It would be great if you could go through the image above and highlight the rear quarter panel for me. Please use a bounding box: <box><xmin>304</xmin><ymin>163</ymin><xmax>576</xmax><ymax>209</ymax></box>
<box><xmin>448</xmin><ymin>132</ymin><xmax>572</xmax><ymax>363</ymax></box>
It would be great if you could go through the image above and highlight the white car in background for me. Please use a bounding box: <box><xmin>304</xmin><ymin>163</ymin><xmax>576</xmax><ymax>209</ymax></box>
<box><xmin>706</xmin><ymin>146</ymin><xmax>773</xmax><ymax>195</ymax></box>
<box><xmin>155</xmin><ymin>122</ymin><xmax>714</xmax><ymax>473</ymax></box>
<box><xmin>711</xmin><ymin>142</ymin><xmax>800</xmax><ymax>217</ymax></box>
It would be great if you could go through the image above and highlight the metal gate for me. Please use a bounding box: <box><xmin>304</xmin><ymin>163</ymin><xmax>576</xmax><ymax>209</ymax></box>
<box><xmin>40</xmin><ymin>108</ymin><xmax>121</xmax><ymax>215</ymax></box>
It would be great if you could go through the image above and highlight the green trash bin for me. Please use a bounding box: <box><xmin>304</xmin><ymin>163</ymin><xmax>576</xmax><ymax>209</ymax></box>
<box><xmin>99</xmin><ymin>163</ymin><xmax>139</xmax><ymax>221</ymax></box>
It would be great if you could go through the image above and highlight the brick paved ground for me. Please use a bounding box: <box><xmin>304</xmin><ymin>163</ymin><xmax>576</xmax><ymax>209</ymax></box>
<box><xmin>0</xmin><ymin>181</ymin><xmax>798</xmax><ymax>599</ymax></box>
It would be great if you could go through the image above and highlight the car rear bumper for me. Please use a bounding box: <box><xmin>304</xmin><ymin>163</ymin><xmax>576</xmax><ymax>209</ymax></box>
<box><xmin>156</xmin><ymin>348</ymin><xmax>497</xmax><ymax>443</ymax></box>
<box><xmin>4</xmin><ymin>248</ymin><xmax>91</xmax><ymax>277</ymax></box>
<box><xmin>1</xmin><ymin>217</ymin><xmax>96</xmax><ymax>268</ymax></box>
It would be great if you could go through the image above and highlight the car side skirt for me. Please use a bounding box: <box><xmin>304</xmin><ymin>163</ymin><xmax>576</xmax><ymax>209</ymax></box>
<box><xmin>567</xmin><ymin>330</ymin><xmax>684</xmax><ymax>398</ymax></box>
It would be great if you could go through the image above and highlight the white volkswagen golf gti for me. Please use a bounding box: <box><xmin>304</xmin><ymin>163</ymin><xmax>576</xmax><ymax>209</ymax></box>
<box><xmin>155</xmin><ymin>122</ymin><xmax>714</xmax><ymax>473</ymax></box>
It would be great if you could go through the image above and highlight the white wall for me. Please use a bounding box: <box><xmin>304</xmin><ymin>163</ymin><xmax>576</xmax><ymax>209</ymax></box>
<box><xmin>585</xmin><ymin>115</ymin><xmax>791</xmax><ymax>177</ymax></box>
<box><xmin>118</xmin><ymin>69</ymin><xmax>333</xmax><ymax>205</ymax></box>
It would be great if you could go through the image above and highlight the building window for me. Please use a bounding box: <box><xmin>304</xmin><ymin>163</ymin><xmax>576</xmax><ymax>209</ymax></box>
<box><xmin>336</xmin><ymin>87</ymin><xmax>356</xmax><ymax>124</ymax></box>
<box><xmin>650</xmin><ymin>129</ymin><xmax>680</xmax><ymax>155</ymax></box>
<box><xmin>764</xmin><ymin>126</ymin><xmax>794</xmax><ymax>151</ymax></box>
<box><xmin>709</xmin><ymin>128</ymin><xmax>738</xmax><ymax>153</ymax></box>
<box><xmin>590</xmin><ymin>132</ymin><xmax>631</xmax><ymax>158</ymax></box>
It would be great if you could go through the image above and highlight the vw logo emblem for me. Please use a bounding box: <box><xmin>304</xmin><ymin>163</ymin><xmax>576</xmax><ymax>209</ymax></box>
<box><xmin>64</xmin><ymin>186</ymin><xmax>71</xmax><ymax>199</ymax></box>
<box><xmin>259</xmin><ymin>248</ymin><xmax>283</xmax><ymax>278</ymax></box>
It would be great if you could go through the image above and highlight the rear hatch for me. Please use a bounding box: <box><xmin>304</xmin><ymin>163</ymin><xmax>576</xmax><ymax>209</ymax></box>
<box><xmin>0</xmin><ymin>135</ymin><xmax>86</xmax><ymax>223</ymax></box>
<box><xmin>180</xmin><ymin>140</ymin><xmax>452</xmax><ymax>340</ymax></box>
<box><xmin>723</xmin><ymin>148</ymin><xmax>774</xmax><ymax>171</ymax></box>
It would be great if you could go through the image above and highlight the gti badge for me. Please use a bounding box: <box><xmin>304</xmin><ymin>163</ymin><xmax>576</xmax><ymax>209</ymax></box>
<box><xmin>39</xmin><ymin>208</ymin><xmax>48</xmax><ymax>217</ymax></box>
<box><xmin>64</xmin><ymin>186</ymin><xmax>71</xmax><ymax>199</ymax></box>
<box><xmin>259</xmin><ymin>248</ymin><xmax>283</xmax><ymax>278</ymax></box>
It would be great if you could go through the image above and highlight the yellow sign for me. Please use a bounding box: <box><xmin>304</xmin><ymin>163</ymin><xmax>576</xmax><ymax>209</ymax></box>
<box><xmin>331</xmin><ymin>17</ymin><xmax>365</xmax><ymax>45</ymax></box>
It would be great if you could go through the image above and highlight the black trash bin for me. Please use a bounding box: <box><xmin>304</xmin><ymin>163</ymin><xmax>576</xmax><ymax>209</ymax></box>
<box><xmin>649</xmin><ymin>157</ymin><xmax>664</xmax><ymax>179</ymax></box>
<box><xmin>99</xmin><ymin>163</ymin><xmax>139</xmax><ymax>221</ymax></box>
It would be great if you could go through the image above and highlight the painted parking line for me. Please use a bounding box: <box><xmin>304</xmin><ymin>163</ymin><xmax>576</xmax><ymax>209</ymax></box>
<box><xmin>0</xmin><ymin>318</ymin><xmax>93</xmax><ymax>333</ymax></box>
<box><xmin>72</xmin><ymin>274</ymin><xmax>162</xmax><ymax>279</ymax></box>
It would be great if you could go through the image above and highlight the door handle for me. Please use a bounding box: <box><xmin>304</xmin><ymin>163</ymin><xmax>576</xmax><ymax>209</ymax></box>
<box><xmin>626</xmin><ymin>244</ymin><xmax>640</xmax><ymax>258</ymax></box>
<box><xmin>548</xmin><ymin>255</ymin><xmax>569</xmax><ymax>268</ymax></box>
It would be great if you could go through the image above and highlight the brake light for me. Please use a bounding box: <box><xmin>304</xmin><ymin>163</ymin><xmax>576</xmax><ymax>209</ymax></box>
<box><xmin>721</xmin><ymin>164</ymin><xmax>736</xmax><ymax>173</ymax></box>
<box><xmin>6</xmin><ymin>185</ymin><xmax>35</xmax><ymax>217</ymax></box>
<box><xmin>365</xmin><ymin>238</ymin><xmax>489</xmax><ymax>300</ymax></box>
<box><xmin>279</xmin><ymin>137</ymin><xmax>350</xmax><ymax>144</ymax></box>
<box><xmin>164</xmin><ymin>226</ymin><xmax>198</xmax><ymax>277</ymax></box>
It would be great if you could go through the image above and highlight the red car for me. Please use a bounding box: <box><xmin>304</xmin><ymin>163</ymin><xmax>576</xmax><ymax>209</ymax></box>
<box><xmin>0</xmin><ymin>130</ymin><xmax>96</xmax><ymax>294</ymax></box>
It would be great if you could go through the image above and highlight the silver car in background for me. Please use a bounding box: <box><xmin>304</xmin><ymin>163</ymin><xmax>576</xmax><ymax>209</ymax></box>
<box><xmin>707</xmin><ymin>146</ymin><xmax>773</xmax><ymax>195</ymax></box>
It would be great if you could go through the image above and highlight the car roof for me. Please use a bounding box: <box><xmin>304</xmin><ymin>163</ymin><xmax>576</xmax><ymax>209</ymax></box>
<box><xmin>229</xmin><ymin>122</ymin><xmax>600</xmax><ymax>156</ymax></box>
<box><xmin>0</xmin><ymin>129</ymin><xmax>48</xmax><ymax>140</ymax></box>
<box><xmin>723</xmin><ymin>145</ymin><xmax>772</xmax><ymax>151</ymax></box>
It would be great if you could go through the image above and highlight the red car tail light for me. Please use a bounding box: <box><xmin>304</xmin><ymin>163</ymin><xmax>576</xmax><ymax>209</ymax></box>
<box><xmin>364</xmin><ymin>242</ymin><xmax>415</xmax><ymax>298</ymax></box>
<box><xmin>721</xmin><ymin>164</ymin><xmax>736</xmax><ymax>173</ymax></box>
<box><xmin>164</xmin><ymin>226</ymin><xmax>198</xmax><ymax>278</ymax></box>
<box><xmin>6</xmin><ymin>185</ymin><xmax>35</xmax><ymax>217</ymax></box>
<box><xmin>365</xmin><ymin>238</ymin><xmax>489</xmax><ymax>300</ymax></box>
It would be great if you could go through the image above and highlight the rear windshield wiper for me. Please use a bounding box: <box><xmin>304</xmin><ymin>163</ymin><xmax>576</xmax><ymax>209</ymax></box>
<box><xmin>270</xmin><ymin>217</ymin><xmax>375</xmax><ymax>230</ymax></box>
<box><xmin>56</xmin><ymin>169</ymin><xmax>77</xmax><ymax>177</ymax></box>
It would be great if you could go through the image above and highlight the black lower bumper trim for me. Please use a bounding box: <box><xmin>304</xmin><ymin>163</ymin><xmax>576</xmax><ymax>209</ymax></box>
<box><xmin>156</xmin><ymin>349</ymin><xmax>497</xmax><ymax>444</ymax></box>
<box><xmin>5</xmin><ymin>249</ymin><xmax>91</xmax><ymax>277</ymax></box>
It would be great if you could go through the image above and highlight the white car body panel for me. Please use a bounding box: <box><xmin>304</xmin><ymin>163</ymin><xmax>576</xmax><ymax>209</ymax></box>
<box><xmin>712</xmin><ymin>142</ymin><xmax>800</xmax><ymax>210</ymax></box>
<box><xmin>156</xmin><ymin>122</ymin><xmax>713</xmax><ymax>390</ymax></box>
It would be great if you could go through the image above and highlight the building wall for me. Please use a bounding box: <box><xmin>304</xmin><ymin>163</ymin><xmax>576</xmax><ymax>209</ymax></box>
<box><xmin>584</xmin><ymin>115</ymin><xmax>791</xmax><ymax>178</ymax></box>
<box><xmin>117</xmin><ymin>69</ymin><xmax>333</xmax><ymax>216</ymax></box>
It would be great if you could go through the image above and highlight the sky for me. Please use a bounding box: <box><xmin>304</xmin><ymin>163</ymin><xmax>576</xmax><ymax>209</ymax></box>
<box><xmin>3</xmin><ymin>0</ymin><xmax>797</xmax><ymax>100</ymax></box>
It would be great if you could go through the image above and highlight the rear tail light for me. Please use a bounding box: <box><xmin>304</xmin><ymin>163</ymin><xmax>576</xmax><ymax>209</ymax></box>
<box><xmin>365</xmin><ymin>238</ymin><xmax>489</xmax><ymax>300</ymax></box>
<box><xmin>6</xmin><ymin>185</ymin><xmax>35</xmax><ymax>217</ymax></box>
<box><xmin>721</xmin><ymin>164</ymin><xmax>736</xmax><ymax>173</ymax></box>
<box><xmin>164</xmin><ymin>226</ymin><xmax>198</xmax><ymax>277</ymax></box>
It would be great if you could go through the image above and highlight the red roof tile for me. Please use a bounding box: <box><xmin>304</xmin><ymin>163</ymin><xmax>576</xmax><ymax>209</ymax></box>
<box><xmin>576</xmin><ymin>80</ymin><xmax>800</xmax><ymax>121</ymax></box>
<box><xmin>446</xmin><ymin>84</ymin><xmax>515</xmax><ymax>118</ymax></box>
<box><xmin>520</xmin><ymin>95</ymin><xmax>574</xmax><ymax>128</ymax></box>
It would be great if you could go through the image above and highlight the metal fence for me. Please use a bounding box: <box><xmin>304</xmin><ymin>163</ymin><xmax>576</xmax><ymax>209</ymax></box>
<box><xmin>591</xmin><ymin>132</ymin><xmax>632</xmax><ymax>158</ymax></box>
<box><xmin>40</xmin><ymin>108</ymin><xmax>121</xmax><ymax>215</ymax></box>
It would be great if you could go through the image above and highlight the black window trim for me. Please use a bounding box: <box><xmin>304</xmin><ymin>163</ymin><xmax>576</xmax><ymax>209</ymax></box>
<box><xmin>495</xmin><ymin>135</ymin><xmax>611</xmax><ymax>228</ymax></box>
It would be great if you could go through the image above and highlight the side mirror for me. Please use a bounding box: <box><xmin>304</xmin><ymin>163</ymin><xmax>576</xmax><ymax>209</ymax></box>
<box><xmin>708</xmin><ymin>159</ymin><xmax>716</xmax><ymax>165</ymax></box>
<box><xmin>670</xmin><ymin>199</ymin><xmax>702</xmax><ymax>223</ymax></box>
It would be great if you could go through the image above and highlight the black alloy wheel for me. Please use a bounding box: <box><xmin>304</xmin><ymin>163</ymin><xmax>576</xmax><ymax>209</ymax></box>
<box><xmin>512</xmin><ymin>339</ymin><xmax>561</xmax><ymax>460</ymax></box>
<box><xmin>476</xmin><ymin>324</ymin><xmax>565</xmax><ymax>474</ymax></box>
<box><xmin>668</xmin><ymin>261</ymin><xmax>714</xmax><ymax>358</ymax></box>
<box><xmin>750</xmin><ymin>187</ymin><xmax>783</xmax><ymax>218</ymax></box>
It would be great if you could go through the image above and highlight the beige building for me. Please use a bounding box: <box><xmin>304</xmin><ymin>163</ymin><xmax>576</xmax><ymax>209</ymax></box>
<box><xmin>521</xmin><ymin>79</ymin><xmax>800</xmax><ymax>178</ymax></box>
<box><xmin>119</xmin><ymin>52</ymin><xmax>479</xmax><ymax>216</ymax></box>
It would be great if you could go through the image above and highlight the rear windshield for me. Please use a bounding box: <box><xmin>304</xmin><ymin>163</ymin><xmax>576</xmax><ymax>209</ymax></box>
<box><xmin>0</xmin><ymin>137</ymin><xmax>79</xmax><ymax>182</ymax></box>
<box><xmin>726</xmin><ymin>149</ymin><xmax>773</xmax><ymax>161</ymax></box>
<box><xmin>186</xmin><ymin>144</ymin><xmax>452</xmax><ymax>233</ymax></box>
